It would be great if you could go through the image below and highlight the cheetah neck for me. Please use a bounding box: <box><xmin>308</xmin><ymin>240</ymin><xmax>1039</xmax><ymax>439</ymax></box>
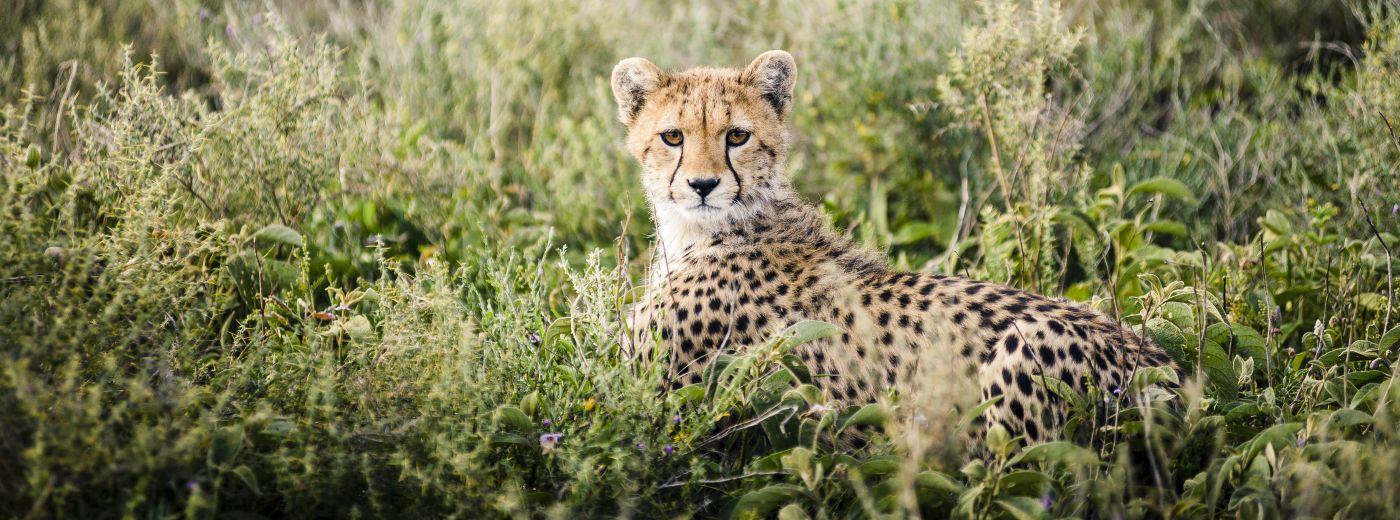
<box><xmin>648</xmin><ymin>194</ymin><xmax>837</xmax><ymax>286</ymax></box>
<box><xmin>650</xmin><ymin>216</ymin><xmax>709</xmax><ymax>283</ymax></box>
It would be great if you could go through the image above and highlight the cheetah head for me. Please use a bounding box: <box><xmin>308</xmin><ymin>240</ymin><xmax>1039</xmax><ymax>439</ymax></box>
<box><xmin>611</xmin><ymin>51</ymin><xmax>796</xmax><ymax>235</ymax></box>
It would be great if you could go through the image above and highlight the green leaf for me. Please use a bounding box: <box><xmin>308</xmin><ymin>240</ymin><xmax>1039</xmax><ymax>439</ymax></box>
<box><xmin>207</xmin><ymin>426</ymin><xmax>244</xmax><ymax>467</ymax></box>
<box><xmin>252</xmin><ymin>224</ymin><xmax>304</xmax><ymax>248</ymax></box>
<box><xmin>1259</xmin><ymin>210</ymin><xmax>1292</xmax><ymax>235</ymax></box>
<box><xmin>1127</xmin><ymin>177</ymin><xmax>1198</xmax><ymax>205</ymax></box>
<box><xmin>916</xmin><ymin>470</ymin><xmax>965</xmax><ymax>494</ymax></box>
<box><xmin>327</xmin><ymin>315</ymin><xmax>374</xmax><ymax>341</ymax></box>
<box><xmin>1206</xmin><ymin>323</ymin><xmax>1268</xmax><ymax>365</ymax></box>
<box><xmin>782</xmin><ymin>384</ymin><xmax>825</xmax><ymax>406</ymax></box>
<box><xmin>998</xmin><ymin>470</ymin><xmax>1052</xmax><ymax>497</ymax></box>
<box><xmin>732</xmin><ymin>484</ymin><xmax>807</xmax><ymax>519</ymax></box>
<box><xmin>1145</xmin><ymin>318</ymin><xmax>1187</xmax><ymax>364</ymax></box>
<box><xmin>1347</xmin><ymin>370</ymin><xmax>1387</xmax><ymax>387</ymax></box>
<box><xmin>857</xmin><ymin>456</ymin><xmax>899</xmax><ymax>476</ymax></box>
<box><xmin>1129</xmin><ymin>365</ymin><xmax>1180</xmax><ymax>393</ymax></box>
<box><xmin>960</xmin><ymin>459</ymin><xmax>987</xmax><ymax>481</ymax></box>
<box><xmin>996</xmin><ymin>496</ymin><xmax>1048</xmax><ymax>520</ymax></box>
<box><xmin>959</xmin><ymin>396</ymin><xmax>1003</xmax><ymax>429</ymax></box>
<box><xmin>748</xmin><ymin>448</ymin><xmax>791</xmax><ymax>473</ymax></box>
<box><xmin>1224</xmin><ymin>402</ymin><xmax>1263</xmax><ymax>423</ymax></box>
<box><xmin>668</xmin><ymin>384</ymin><xmax>706</xmax><ymax>406</ymax></box>
<box><xmin>1328</xmin><ymin>409</ymin><xmax>1372</xmax><ymax>428</ymax></box>
<box><xmin>542</xmin><ymin>317</ymin><xmax>575</xmax><ymax>349</ymax></box>
<box><xmin>488</xmin><ymin>432</ymin><xmax>533</xmax><ymax>447</ymax></box>
<box><xmin>840</xmin><ymin>404</ymin><xmax>890</xmax><ymax>431</ymax></box>
<box><xmin>776</xmin><ymin>504</ymin><xmax>811</xmax><ymax>520</ymax></box>
<box><xmin>774</xmin><ymin>320</ymin><xmax>840</xmax><ymax>347</ymax></box>
<box><xmin>1033</xmin><ymin>374</ymin><xmax>1086</xmax><ymax>411</ymax></box>
<box><xmin>492</xmin><ymin>406</ymin><xmax>533</xmax><ymax>433</ymax></box>
<box><xmin>892</xmin><ymin>221</ymin><xmax>940</xmax><ymax>245</ymax></box>
<box><xmin>1201</xmin><ymin>342</ymin><xmax>1238</xmax><ymax>399</ymax></box>
<box><xmin>1244</xmin><ymin>422</ymin><xmax>1302</xmax><ymax>461</ymax></box>
<box><xmin>1142</xmin><ymin>220</ymin><xmax>1189</xmax><ymax>237</ymax></box>
<box><xmin>1378</xmin><ymin>326</ymin><xmax>1400</xmax><ymax>353</ymax></box>
<box><xmin>1158</xmin><ymin>301</ymin><xmax>1197</xmax><ymax>329</ymax></box>
<box><xmin>231</xmin><ymin>465</ymin><xmax>262</xmax><ymax>495</ymax></box>
<box><xmin>519</xmin><ymin>391</ymin><xmax>540</xmax><ymax>417</ymax></box>
<box><xmin>779</xmin><ymin>447</ymin><xmax>813</xmax><ymax>474</ymax></box>
<box><xmin>985</xmin><ymin>424</ymin><xmax>1016</xmax><ymax>457</ymax></box>
<box><xmin>1016</xmin><ymin>441</ymin><xmax>1098</xmax><ymax>466</ymax></box>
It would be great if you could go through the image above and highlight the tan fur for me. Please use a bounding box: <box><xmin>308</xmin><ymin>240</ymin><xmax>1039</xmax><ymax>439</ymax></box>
<box><xmin>612</xmin><ymin>51</ymin><xmax>1173</xmax><ymax>441</ymax></box>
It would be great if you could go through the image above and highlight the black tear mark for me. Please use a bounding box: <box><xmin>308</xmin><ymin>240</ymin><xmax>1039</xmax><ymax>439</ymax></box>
<box><xmin>667</xmin><ymin>145</ymin><xmax>684</xmax><ymax>202</ymax></box>
<box><xmin>724</xmin><ymin>144</ymin><xmax>744</xmax><ymax>203</ymax></box>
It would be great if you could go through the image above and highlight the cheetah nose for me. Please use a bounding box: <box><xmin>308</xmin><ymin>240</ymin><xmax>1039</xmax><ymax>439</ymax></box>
<box><xmin>687</xmin><ymin>177</ymin><xmax>720</xmax><ymax>198</ymax></box>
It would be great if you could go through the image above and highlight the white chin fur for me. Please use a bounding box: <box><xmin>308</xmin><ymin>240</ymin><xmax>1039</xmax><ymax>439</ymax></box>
<box><xmin>649</xmin><ymin>199</ymin><xmax>740</xmax><ymax>284</ymax></box>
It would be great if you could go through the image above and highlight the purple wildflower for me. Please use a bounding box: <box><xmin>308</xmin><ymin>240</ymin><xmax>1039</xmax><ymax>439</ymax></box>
<box><xmin>539</xmin><ymin>433</ymin><xmax>563</xmax><ymax>452</ymax></box>
<box><xmin>1039</xmin><ymin>492</ymin><xmax>1053</xmax><ymax>510</ymax></box>
<box><xmin>185</xmin><ymin>479</ymin><xmax>198</xmax><ymax>491</ymax></box>
<box><xmin>672</xmin><ymin>415</ymin><xmax>682</xmax><ymax>425</ymax></box>
<box><xmin>542</xmin><ymin>418</ymin><xmax>552</xmax><ymax>427</ymax></box>
<box><xmin>635</xmin><ymin>442</ymin><xmax>646</xmax><ymax>450</ymax></box>
<box><xmin>663</xmin><ymin>444</ymin><xmax>675</xmax><ymax>456</ymax></box>
<box><xmin>1370</xmin><ymin>358</ymin><xmax>1383</xmax><ymax>370</ymax></box>
<box><xmin>224</xmin><ymin>24</ymin><xmax>234</xmax><ymax>38</ymax></box>
<box><xmin>1296</xmin><ymin>436</ymin><xmax>1306</xmax><ymax>448</ymax></box>
<box><xmin>198</xmin><ymin>8</ymin><xmax>209</xmax><ymax>22</ymax></box>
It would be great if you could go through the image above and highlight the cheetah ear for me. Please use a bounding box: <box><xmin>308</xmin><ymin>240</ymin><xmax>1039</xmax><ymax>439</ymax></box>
<box><xmin>741</xmin><ymin>50</ymin><xmax>797</xmax><ymax>120</ymax></box>
<box><xmin>611</xmin><ymin>57</ymin><xmax>667</xmax><ymax>126</ymax></box>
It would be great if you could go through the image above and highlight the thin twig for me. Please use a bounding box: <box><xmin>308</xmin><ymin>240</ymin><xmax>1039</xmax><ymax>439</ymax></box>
<box><xmin>1358</xmin><ymin>199</ymin><xmax>1394</xmax><ymax>332</ymax></box>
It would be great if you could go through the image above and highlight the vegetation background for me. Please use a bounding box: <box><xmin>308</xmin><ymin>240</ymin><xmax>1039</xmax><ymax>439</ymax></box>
<box><xmin>2</xmin><ymin>0</ymin><xmax>1398</xmax><ymax>517</ymax></box>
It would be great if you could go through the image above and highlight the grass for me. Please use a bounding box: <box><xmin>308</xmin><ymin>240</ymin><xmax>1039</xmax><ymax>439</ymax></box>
<box><xmin>1</xmin><ymin>0</ymin><xmax>1398</xmax><ymax>517</ymax></box>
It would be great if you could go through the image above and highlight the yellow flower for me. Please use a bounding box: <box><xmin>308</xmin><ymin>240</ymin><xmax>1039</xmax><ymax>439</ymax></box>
<box><xmin>583</xmin><ymin>397</ymin><xmax>596</xmax><ymax>412</ymax></box>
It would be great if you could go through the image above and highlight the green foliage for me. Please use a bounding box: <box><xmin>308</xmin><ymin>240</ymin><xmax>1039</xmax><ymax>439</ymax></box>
<box><xmin>2</xmin><ymin>0</ymin><xmax>1399</xmax><ymax>518</ymax></box>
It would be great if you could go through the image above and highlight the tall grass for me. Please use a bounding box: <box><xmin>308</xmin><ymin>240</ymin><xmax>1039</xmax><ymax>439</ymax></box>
<box><xmin>2</xmin><ymin>0</ymin><xmax>1398</xmax><ymax>517</ymax></box>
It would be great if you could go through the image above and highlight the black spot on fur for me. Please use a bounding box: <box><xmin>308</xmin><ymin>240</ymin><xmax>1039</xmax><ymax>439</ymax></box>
<box><xmin>1016</xmin><ymin>373</ymin><xmax>1033</xmax><ymax>394</ymax></box>
<box><xmin>1004</xmin><ymin>335</ymin><xmax>1021</xmax><ymax>355</ymax></box>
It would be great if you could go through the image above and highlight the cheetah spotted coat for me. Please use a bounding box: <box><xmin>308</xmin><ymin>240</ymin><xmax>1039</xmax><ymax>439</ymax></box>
<box><xmin>612</xmin><ymin>51</ymin><xmax>1174</xmax><ymax>442</ymax></box>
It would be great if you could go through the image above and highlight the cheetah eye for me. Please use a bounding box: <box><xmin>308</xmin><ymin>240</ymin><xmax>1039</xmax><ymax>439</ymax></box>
<box><xmin>726</xmin><ymin>129</ymin><xmax>751</xmax><ymax>147</ymax></box>
<box><xmin>660</xmin><ymin>129</ymin><xmax>684</xmax><ymax>146</ymax></box>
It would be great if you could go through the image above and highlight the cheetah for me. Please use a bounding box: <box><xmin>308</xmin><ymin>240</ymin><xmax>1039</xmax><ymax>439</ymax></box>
<box><xmin>611</xmin><ymin>50</ymin><xmax>1175</xmax><ymax>442</ymax></box>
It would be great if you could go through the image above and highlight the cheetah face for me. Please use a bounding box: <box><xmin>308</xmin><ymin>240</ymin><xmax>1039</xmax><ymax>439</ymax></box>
<box><xmin>611</xmin><ymin>51</ymin><xmax>795</xmax><ymax>231</ymax></box>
